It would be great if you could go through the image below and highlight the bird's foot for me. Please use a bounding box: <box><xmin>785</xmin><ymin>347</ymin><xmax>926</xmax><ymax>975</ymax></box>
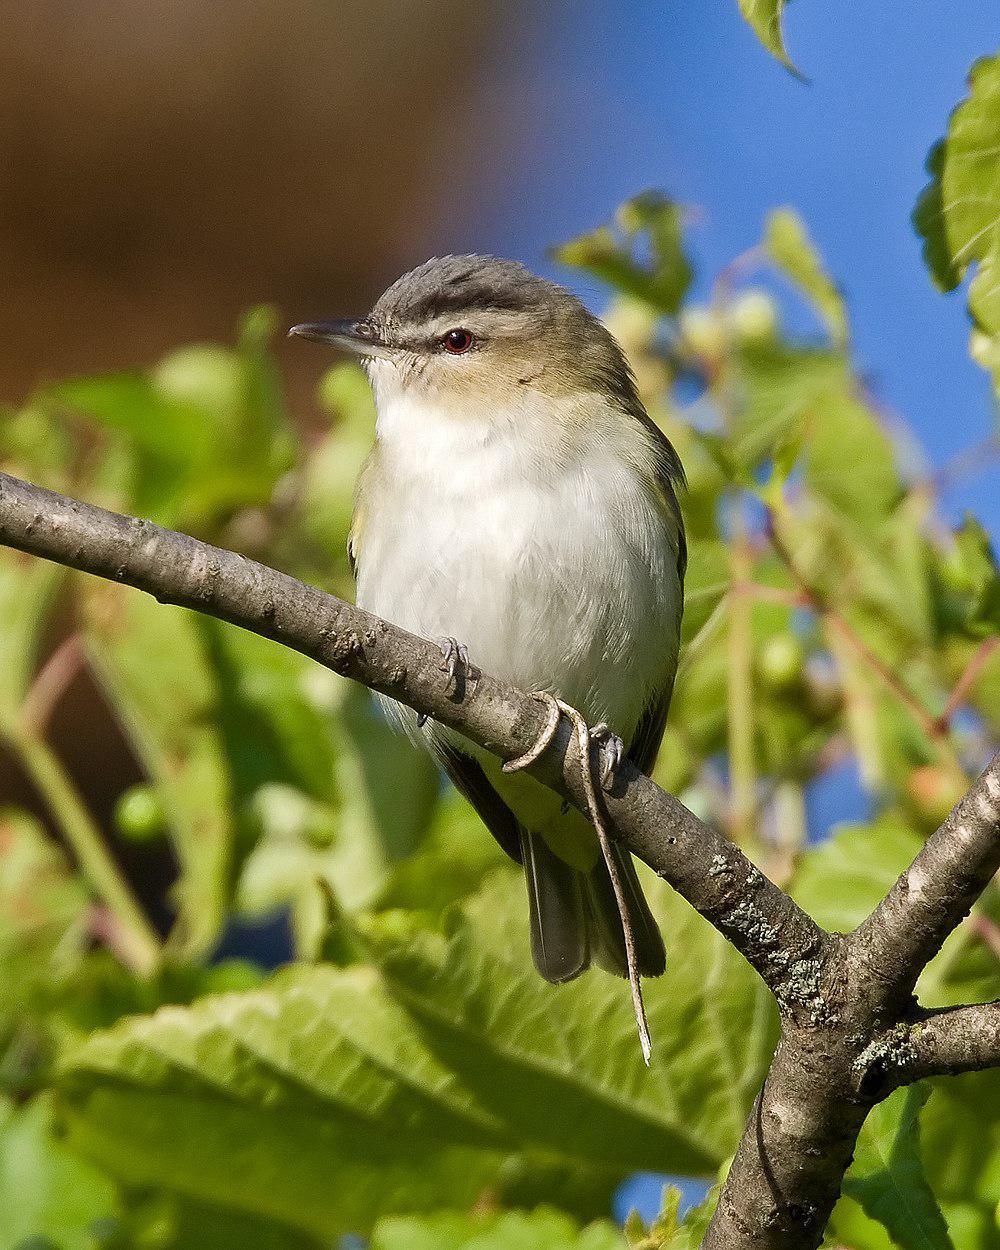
<box><xmin>434</xmin><ymin>636</ymin><xmax>479</xmax><ymax>692</ymax></box>
<box><xmin>501</xmin><ymin>693</ymin><xmax>652</xmax><ymax>1063</ymax></box>
<box><xmin>589</xmin><ymin>723</ymin><xmax>625</xmax><ymax>792</ymax></box>
<box><xmin>502</xmin><ymin>692</ymin><xmax>564</xmax><ymax>773</ymax></box>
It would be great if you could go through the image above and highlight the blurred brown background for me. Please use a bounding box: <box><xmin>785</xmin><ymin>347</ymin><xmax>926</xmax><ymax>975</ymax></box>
<box><xmin>0</xmin><ymin>0</ymin><xmax>548</xmax><ymax>930</ymax></box>
<box><xmin>0</xmin><ymin>0</ymin><xmax>539</xmax><ymax>405</ymax></box>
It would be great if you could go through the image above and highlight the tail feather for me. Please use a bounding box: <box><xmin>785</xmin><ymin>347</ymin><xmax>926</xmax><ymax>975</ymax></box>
<box><xmin>520</xmin><ymin>830</ymin><xmax>590</xmax><ymax>983</ymax></box>
<box><xmin>521</xmin><ymin>831</ymin><xmax>665</xmax><ymax>984</ymax></box>
<box><xmin>585</xmin><ymin>842</ymin><xmax>666</xmax><ymax>979</ymax></box>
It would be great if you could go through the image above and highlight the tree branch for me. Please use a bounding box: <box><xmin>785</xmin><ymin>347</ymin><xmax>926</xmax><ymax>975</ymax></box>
<box><xmin>0</xmin><ymin>471</ymin><xmax>829</xmax><ymax>1009</ymax></box>
<box><xmin>902</xmin><ymin>1001</ymin><xmax>1000</xmax><ymax>1081</ymax></box>
<box><xmin>848</xmin><ymin>755</ymin><xmax>1000</xmax><ymax>1017</ymax></box>
<box><xmin>3</xmin><ymin>469</ymin><xmax>1000</xmax><ymax>1250</ymax></box>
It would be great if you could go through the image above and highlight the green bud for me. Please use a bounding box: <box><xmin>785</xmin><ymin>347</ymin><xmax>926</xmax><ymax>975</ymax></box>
<box><xmin>114</xmin><ymin>785</ymin><xmax>166</xmax><ymax>844</ymax></box>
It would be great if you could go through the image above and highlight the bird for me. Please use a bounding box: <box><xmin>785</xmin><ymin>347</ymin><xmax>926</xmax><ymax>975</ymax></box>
<box><xmin>290</xmin><ymin>255</ymin><xmax>686</xmax><ymax>1038</ymax></box>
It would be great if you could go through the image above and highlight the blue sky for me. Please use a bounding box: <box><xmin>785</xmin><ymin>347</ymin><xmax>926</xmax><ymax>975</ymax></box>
<box><xmin>431</xmin><ymin>1</ymin><xmax>999</xmax><ymax>540</ymax></box>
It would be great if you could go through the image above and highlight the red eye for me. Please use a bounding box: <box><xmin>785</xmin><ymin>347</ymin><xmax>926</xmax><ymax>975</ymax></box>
<box><xmin>441</xmin><ymin>328</ymin><xmax>474</xmax><ymax>354</ymax></box>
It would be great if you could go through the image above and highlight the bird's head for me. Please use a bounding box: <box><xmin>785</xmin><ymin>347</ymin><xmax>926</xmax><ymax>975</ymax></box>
<box><xmin>290</xmin><ymin>255</ymin><xmax>643</xmax><ymax>420</ymax></box>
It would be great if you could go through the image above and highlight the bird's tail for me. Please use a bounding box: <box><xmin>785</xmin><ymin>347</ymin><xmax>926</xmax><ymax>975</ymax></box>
<box><xmin>520</xmin><ymin>829</ymin><xmax>665</xmax><ymax>984</ymax></box>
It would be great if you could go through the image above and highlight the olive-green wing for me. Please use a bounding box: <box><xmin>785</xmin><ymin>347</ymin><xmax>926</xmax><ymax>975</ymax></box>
<box><xmin>628</xmin><ymin>411</ymin><xmax>686</xmax><ymax>776</ymax></box>
<box><xmin>435</xmin><ymin>740</ymin><xmax>523</xmax><ymax>864</ymax></box>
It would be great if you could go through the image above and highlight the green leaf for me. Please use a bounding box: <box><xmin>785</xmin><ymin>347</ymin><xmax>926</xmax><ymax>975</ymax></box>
<box><xmin>725</xmin><ymin>343</ymin><xmax>845</xmax><ymax>474</ymax></box>
<box><xmin>554</xmin><ymin>193</ymin><xmax>693</xmax><ymax>316</ymax></box>
<box><xmin>765</xmin><ymin>209</ymin><xmax>848</xmax><ymax>347</ymax></box>
<box><xmin>802</xmin><ymin>393</ymin><xmax>901</xmax><ymax>532</ymax></box>
<box><xmin>0</xmin><ymin>1094</ymin><xmax>120</xmax><ymax>1250</ymax></box>
<box><xmin>736</xmin><ymin>0</ymin><xmax>799</xmax><ymax>75</ymax></box>
<box><xmin>370</xmin><ymin>873</ymin><xmax>777</xmax><ymax>1176</ymax></box>
<box><xmin>57</xmin><ymin>868</ymin><xmax>776</xmax><ymax>1236</ymax></box>
<box><xmin>624</xmin><ymin>1183</ymin><xmax>719</xmax><ymax>1250</ymax></box>
<box><xmin>680</xmin><ymin>539</ymin><xmax>729</xmax><ymax>647</ymax></box>
<box><xmin>933</xmin><ymin>516</ymin><xmax>1000</xmax><ymax>640</ymax></box>
<box><xmin>791</xmin><ymin>819</ymin><xmax>922</xmax><ymax>933</ymax></box>
<box><xmin>59</xmin><ymin>965</ymin><xmax>508</xmax><ymax>1239</ymax></box>
<box><xmin>53</xmin><ymin>315</ymin><xmax>294</xmax><ymax>531</ymax></box>
<box><xmin>844</xmin><ymin>1085</ymin><xmax>954</xmax><ymax>1250</ymax></box>
<box><xmin>0</xmin><ymin>809</ymin><xmax>88</xmax><ymax>1041</ymax></box>
<box><xmin>124</xmin><ymin>1193</ymin><xmax>322</xmax><ymax>1250</ymax></box>
<box><xmin>82</xmin><ymin>589</ymin><xmax>234</xmax><ymax>957</ymax></box>
<box><xmin>0</xmin><ymin>554</ymin><xmax>63</xmax><ymax>731</ymax></box>
<box><xmin>372</xmin><ymin>1209</ymin><xmax>625</xmax><ymax>1250</ymax></box>
<box><xmin>920</xmin><ymin>1071</ymin><xmax>1000</xmax><ymax>1210</ymax></box>
<box><xmin>914</xmin><ymin>54</ymin><xmax>1000</xmax><ymax>340</ymax></box>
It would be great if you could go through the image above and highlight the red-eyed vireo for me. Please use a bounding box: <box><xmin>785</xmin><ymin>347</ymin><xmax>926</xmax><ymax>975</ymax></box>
<box><xmin>291</xmin><ymin>256</ymin><xmax>686</xmax><ymax>1030</ymax></box>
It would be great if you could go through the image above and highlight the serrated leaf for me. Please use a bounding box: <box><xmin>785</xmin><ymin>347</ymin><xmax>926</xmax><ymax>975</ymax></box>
<box><xmin>914</xmin><ymin>54</ymin><xmax>1000</xmax><ymax>341</ymax></box>
<box><xmin>59</xmin><ymin>964</ymin><xmax>510</xmax><ymax>1238</ymax></box>
<box><xmin>765</xmin><ymin>209</ymin><xmax>848</xmax><ymax>347</ymax></box>
<box><xmin>736</xmin><ymin>0</ymin><xmax>799</xmax><ymax>75</ymax></box>
<box><xmin>369</xmin><ymin>873</ymin><xmax>777</xmax><ymax>1176</ymax></box>
<box><xmin>844</xmin><ymin>1085</ymin><xmax>954</xmax><ymax>1250</ymax></box>
<box><xmin>372</xmin><ymin>1208</ymin><xmax>625</xmax><ymax>1250</ymax></box>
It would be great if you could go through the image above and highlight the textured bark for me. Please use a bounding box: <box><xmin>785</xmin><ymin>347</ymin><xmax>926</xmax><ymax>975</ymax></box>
<box><xmin>1</xmin><ymin>469</ymin><xmax>999</xmax><ymax>1250</ymax></box>
<box><xmin>850</xmin><ymin>756</ymin><xmax>1000</xmax><ymax>1018</ymax></box>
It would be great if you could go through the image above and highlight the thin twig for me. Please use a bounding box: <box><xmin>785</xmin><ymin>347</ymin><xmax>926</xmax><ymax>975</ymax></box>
<box><xmin>19</xmin><ymin>633</ymin><xmax>85</xmax><ymax>734</ymax></box>
<box><xmin>938</xmin><ymin>636</ymin><xmax>1000</xmax><ymax>731</ymax></box>
<box><xmin>8</xmin><ymin>727</ymin><xmax>160</xmax><ymax>976</ymax></box>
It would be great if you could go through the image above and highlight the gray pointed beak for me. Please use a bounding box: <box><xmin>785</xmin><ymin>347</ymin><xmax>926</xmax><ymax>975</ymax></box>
<box><xmin>287</xmin><ymin>319</ymin><xmax>391</xmax><ymax>357</ymax></box>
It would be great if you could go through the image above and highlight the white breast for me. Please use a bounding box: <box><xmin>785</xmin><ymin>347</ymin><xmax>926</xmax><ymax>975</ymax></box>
<box><xmin>355</xmin><ymin>387</ymin><xmax>683</xmax><ymax>745</ymax></box>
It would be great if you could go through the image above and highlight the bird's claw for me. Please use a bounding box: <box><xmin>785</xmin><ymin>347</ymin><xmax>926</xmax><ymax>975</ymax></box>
<box><xmin>435</xmin><ymin>636</ymin><xmax>479</xmax><ymax>693</ymax></box>
<box><xmin>590</xmin><ymin>723</ymin><xmax>625</xmax><ymax>791</ymax></box>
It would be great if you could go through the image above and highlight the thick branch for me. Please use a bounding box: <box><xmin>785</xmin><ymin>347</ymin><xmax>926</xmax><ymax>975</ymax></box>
<box><xmin>0</xmin><ymin>471</ymin><xmax>830</xmax><ymax>1008</ymax></box>
<box><xmin>848</xmin><ymin>755</ymin><xmax>1000</xmax><ymax>1016</ymax></box>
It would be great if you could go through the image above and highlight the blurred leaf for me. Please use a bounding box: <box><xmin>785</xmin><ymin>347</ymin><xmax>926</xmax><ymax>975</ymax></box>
<box><xmin>726</xmin><ymin>343</ymin><xmax>843</xmax><ymax>472</ymax></box>
<box><xmin>53</xmin><ymin>314</ymin><xmax>294</xmax><ymax>531</ymax></box>
<box><xmin>369</xmin><ymin>873</ymin><xmax>777</xmax><ymax>1176</ymax></box>
<box><xmin>373</xmin><ymin>787</ymin><xmax>509</xmax><ymax>919</ymax></box>
<box><xmin>295</xmin><ymin>363</ymin><xmax>377</xmax><ymax>585</ymax></box>
<box><xmin>921</xmin><ymin>1070</ymin><xmax>1000</xmax><ymax>1217</ymax></box>
<box><xmin>802</xmin><ymin>395</ymin><xmax>901</xmax><ymax>532</ymax></box>
<box><xmin>844</xmin><ymin>1085</ymin><xmax>954</xmax><ymax>1250</ymax></box>
<box><xmin>82</xmin><ymin>589</ymin><xmax>233</xmax><ymax>958</ymax></box>
<box><xmin>791</xmin><ymin>818</ymin><xmax>921</xmax><ymax>933</ymax></box>
<box><xmin>0</xmin><ymin>554</ymin><xmax>63</xmax><ymax>731</ymax></box>
<box><xmin>736</xmin><ymin>0</ymin><xmax>799</xmax><ymax>75</ymax></box>
<box><xmin>0</xmin><ymin>1094</ymin><xmax>119</xmax><ymax>1250</ymax></box>
<box><xmin>933</xmin><ymin>517</ymin><xmax>1000</xmax><ymax>640</ymax></box>
<box><xmin>237</xmin><ymin>679</ymin><xmax>441</xmax><ymax>951</ymax></box>
<box><xmin>680</xmin><ymin>539</ymin><xmax>729</xmax><ymax>646</ymax></box>
<box><xmin>371</xmin><ymin>1209</ymin><xmax>625</xmax><ymax>1250</ymax></box>
<box><xmin>123</xmin><ymin>1193</ymin><xmax>322</xmax><ymax>1250</ymax></box>
<box><xmin>0</xmin><ymin>809</ymin><xmax>88</xmax><ymax>1045</ymax></box>
<box><xmin>765</xmin><ymin>209</ymin><xmax>848</xmax><ymax>347</ymax></box>
<box><xmin>554</xmin><ymin>193</ymin><xmax>693</xmax><ymax>316</ymax></box>
<box><xmin>914</xmin><ymin>54</ymin><xmax>1000</xmax><ymax>341</ymax></box>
